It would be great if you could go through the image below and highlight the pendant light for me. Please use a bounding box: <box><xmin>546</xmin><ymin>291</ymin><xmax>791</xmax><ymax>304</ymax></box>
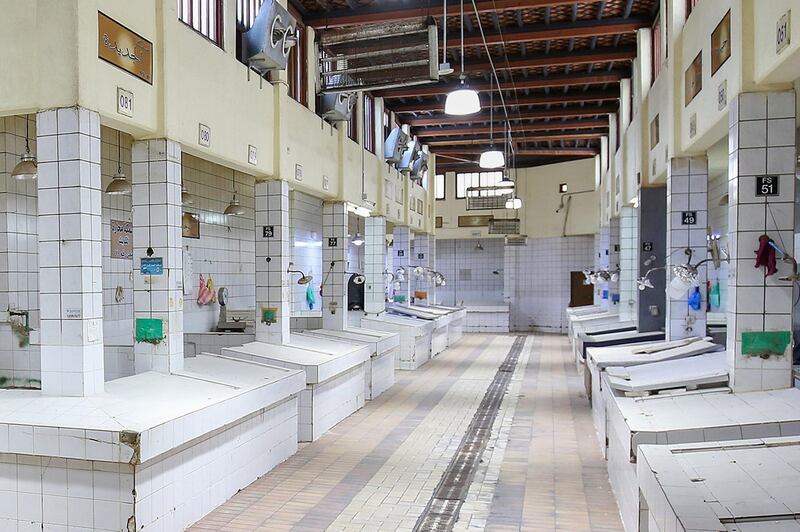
<box><xmin>224</xmin><ymin>173</ymin><xmax>245</xmax><ymax>216</ymax></box>
<box><xmin>105</xmin><ymin>131</ymin><xmax>132</xmax><ymax>195</ymax></box>
<box><xmin>479</xmin><ymin>75</ymin><xmax>504</xmax><ymax>169</ymax></box>
<box><xmin>11</xmin><ymin>117</ymin><xmax>37</xmax><ymax>181</ymax></box>
<box><xmin>444</xmin><ymin>0</ymin><xmax>480</xmax><ymax>116</ymax></box>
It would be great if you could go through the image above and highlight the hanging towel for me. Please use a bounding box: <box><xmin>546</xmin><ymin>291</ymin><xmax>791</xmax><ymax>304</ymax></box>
<box><xmin>754</xmin><ymin>234</ymin><xmax>778</xmax><ymax>276</ymax></box>
<box><xmin>306</xmin><ymin>284</ymin><xmax>316</xmax><ymax>310</ymax></box>
<box><xmin>709</xmin><ymin>281</ymin><xmax>721</xmax><ymax>309</ymax></box>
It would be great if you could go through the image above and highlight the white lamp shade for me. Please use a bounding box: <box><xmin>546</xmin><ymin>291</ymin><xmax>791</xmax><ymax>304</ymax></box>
<box><xmin>479</xmin><ymin>149</ymin><xmax>505</xmax><ymax>169</ymax></box>
<box><xmin>667</xmin><ymin>275</ymin><xmax>692</xmax><ymax>299</ymax></box>
<box><xmin>505</xmin><ymin>197</ymin><xmax>522</xmax><ymax>209</ymax></box>
<box><xmin>351</xmin><ymin>232</ymin><xmax>365</xmax><ymax>246</ymax></box>
<box><xmin>444</xmin><ymin>88</ymin><xmax>480</xmax><ymax>115</ymax></box>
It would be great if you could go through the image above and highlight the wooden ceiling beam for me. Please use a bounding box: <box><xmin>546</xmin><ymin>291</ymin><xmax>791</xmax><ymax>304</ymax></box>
<box><xmin>407</xmin><ymin>104</ymin><xmax>617</xmax><ymax>126</ymax></box>
<box><xmin>425</xmin><ymin>130</ymin><xmax>607</xmax><ymax>145</ymax></box>
<box><xmin>434</xmin><ymin>147</ymin><xmax>599</xmax><ymax>156</ymax></box>
<box><xmin>378</xmin><ymin>71</ymin><xmax>626</xmax><ymax>99</ymax></box>
<box><xmin>414</xmin><ymin>119</ymin><xmax>609</xmax><ymax>136</ymax></box>
<box><xmin>391</xmin><ymin>89</ymin><xmax>619</xmax><ymax>114</ymax></box>
<box><xmin>306</xmin><ymin>0</ymin><xmax>604</xmax><ymax>28</ymax></box>
<box><xmin>463</xmin><ymin>46</ymin><xmax>637</xmax><ymax>72</ymax></box>
<box><xmin>453</xmin><ymin>18</ymin><xmax>649</xmax><ymax>48</ymax></box>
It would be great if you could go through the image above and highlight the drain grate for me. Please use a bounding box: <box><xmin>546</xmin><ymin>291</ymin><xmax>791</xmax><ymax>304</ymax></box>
<box><xmin>413</xmin><ymin>336</ymin><xmax>526</xmax><ymax>531</ymax></box>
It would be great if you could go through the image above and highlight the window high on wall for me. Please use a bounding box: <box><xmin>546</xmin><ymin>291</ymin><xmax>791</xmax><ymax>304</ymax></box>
<box><xmin>455</xmin><ymin>171</ymin><xmax>504</xmax><ymax>199</ymax></box>
<box><xmin>287</xmin><ymin>21</ymin><xmax>307</xmax><ymax>106</ymax></box>
<box><xmin>347</xmin><ymin>108</ymin><xmax>358</xmax><ymax>143</ymax></box>
<box><xmin>364</xmin><ymin>94</ymin><xmax>375</xmax><ymax>153</ymax></box>
<box><xmin>179</xmin><ymin>0</ymin><xmax>224</xmax><ymax>47</ymax></box>
<box><xmin>651</xmin><ymin>14</ymin><xmax>662</xmax><ymax>84</ymax></box>
<box><xmin>435</xmin><ymin>174</ymin><xmax>445</xmax><ymax>200</ymax></box>
<box><xmin>686</xmin><ymin>0</ymin><xmax>700</xmax><ymax>18</ymax></box>
<box><xmin>237</xmin><ymin>0</ymin><xmax>264</xmax><ymax>29</ymax></box>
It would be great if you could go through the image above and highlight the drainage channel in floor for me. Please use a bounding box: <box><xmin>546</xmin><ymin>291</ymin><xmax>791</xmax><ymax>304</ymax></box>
<box><xmin>413</xmin><ymin>335</ymin><xmax>527</xmax><ymax>532</ymax></box>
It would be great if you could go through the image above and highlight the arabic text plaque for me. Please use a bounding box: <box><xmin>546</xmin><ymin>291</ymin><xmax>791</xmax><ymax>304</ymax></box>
<box><xmin>98</xmin><ymin>12</ymin><xmax>153</xmax><ymax>84</ymax></box>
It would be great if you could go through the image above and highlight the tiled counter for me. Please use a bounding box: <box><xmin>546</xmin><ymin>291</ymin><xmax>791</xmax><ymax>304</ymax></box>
<box><xmin>465</xmin><ymin>305</ymin><xmax>509</xmax><ymax>333</ymax></box>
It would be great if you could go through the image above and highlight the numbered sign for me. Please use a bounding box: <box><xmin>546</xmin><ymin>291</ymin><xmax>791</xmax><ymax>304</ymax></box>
<box><xmin>397</xmin><ymin>250</ymin><xmax>405</xmax><ymax>257</ymax></box>
<box><xmin>262</xmin><ymin>225</ymin><xmax>274</xmax><ymax>238</ymax></box>
<box><xmin>328</xmin><ymin>237</ymin><xmax>338</xmax><ymax>247</ymax></box>
<box><xmin>117</xmin><ymin>87</ymin><xmax>134</xmax><ymax>117</ymax></box>
<box><xmin>777</xmin><ymin>11</ymin><xmax>791</xmax><ymax>54</ymax></box>
<box><xmin>681</xmin><ymin>211</ymin><xmax>697</xmax><ymax>225</ymax></box>
<box><xmin>417</xmin><ymin>253</ymin><xmax>425</xmax><ymax>260</ymax></box>
<box><xmin>198</xmin><ymin>123</ymin><xmax>211</xmax><ymax>147</ymax></box>
<box><xmin>756</xmin><ymin>175</ymin><xmax>779</xmax><ymax>197</ymax></box>
<box><xmin>642</xmin><ymin>242</ymin><xmax>654</xmax><ymax>252</ymax></box>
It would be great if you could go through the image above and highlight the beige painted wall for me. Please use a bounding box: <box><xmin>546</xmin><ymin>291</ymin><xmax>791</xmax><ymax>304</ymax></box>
<box><xmin>436</xmin><ymin>158</ymin><xmax>599</xmax><ymax>240</ymax></box>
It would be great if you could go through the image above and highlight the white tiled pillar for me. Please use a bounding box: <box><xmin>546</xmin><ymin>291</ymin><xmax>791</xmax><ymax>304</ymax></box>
<box><xmin>364</xmin><ymin>216</ymin><xmax>386</xmax><ymax>315</ymax></box>
<box><xmin>131</xmin><ymin>139</ymin><xmax>184</xmax><ymax>374</ymax></box>
<box><xmin>322</xmin><ymin>202</ymin><xmax>348</xmax><ymax>330</ymax></box>
<box><xmin>393</xmin><ymin>226</ymin><xmax>411</xmax><ymax>304</ymax></box>
<box><xmin>428</xmin><ymin>237</ymin><xmax>437</xmax><ymax>305</ymax></box>
<box><xmin>619</xmin><ymin>206</ymin><xmax>639</xmax><ymax>322</ymax></box>
<box><xmin>412</xmin><ymin>233</ymin><xmax>432</xmax><ymax>306</ymax></box>
<box><xmin>727</xmin><ymin>91</ymin><xmax>796</xmax><ymax>392</ymax></box>
<box><xmin>255</xmin><ymin>180</ymin><xmax>291</xmax><ymax>344</ymax></box>
<box><xmin>666</xmin><ymin>157</ymin><xmax>708</xmax><ymax>340</ymax></box>
<box><xmin>37</xmin><ymin>107</ymin><xmax>104</xmax><ymax>396</ymax></box>
<box><xmin>608</xmin><ymin>218</ymin><xmax>620</xmax><ymax>309</ymax></box>
<box><xmin>595</xmin><ymin>225</ymin><xmax>610</xmax><ymax>308</ymax></box>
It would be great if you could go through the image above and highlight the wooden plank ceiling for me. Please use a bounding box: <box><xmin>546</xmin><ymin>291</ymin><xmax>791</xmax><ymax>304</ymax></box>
<box><xmin>298</xmin><ymin>0</ymin><xmax>658</xmax><ymax>172</ymax></box>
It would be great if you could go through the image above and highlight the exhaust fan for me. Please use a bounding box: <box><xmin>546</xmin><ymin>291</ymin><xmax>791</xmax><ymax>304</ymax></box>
<box><xmin>399</xmin><ymin>140</ymin><xmax>421</xmax><ymax>173</ymax></box>
<box><xmin>410</xmin><ymin>151</ymin><xmax>429</xmax><ymax>180</ymax></box>
<box><xmin>317</xmin><ymin>18</ymin><xmax>439</xmax><ymax>93</ymax></box>
<box><xmin>320</xmin><ymin>93</ymin><xmax>357</xmax><ymax>122</ymax></box>
<box><xmin>384</xmin><ymin>127</ymin><xmax>410</xmax><ymax>165</ymax></box>
<box><xmin>243</xmin><ymin>0</ymin><xmax>298</xmax><ymax>73</ymax></box>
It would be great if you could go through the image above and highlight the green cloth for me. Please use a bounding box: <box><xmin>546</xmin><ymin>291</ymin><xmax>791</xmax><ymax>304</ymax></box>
<box><xmin>306</xmin><ymin>284</ymin><xmax>316</xmax><ymax>309</ymax></box>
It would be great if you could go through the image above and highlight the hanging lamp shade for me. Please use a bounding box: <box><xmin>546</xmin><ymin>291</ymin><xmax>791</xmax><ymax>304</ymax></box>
<box><xmin>224</xmin><ymin>196</ymin><xmax>246</xmax><ymax>216</ymax></box>
<box><xmin>479</xmin><ymin>149</ymin><xmax>505</xmax><ymax>169</ymax></box>
<box><xmin>12</xmin><ymin>153</ymin><xmax>37</xmax><ymax>181</ymax></box>
<box><xmin>351</xmin><ymin>232</ymin><xmax>365</xmax><ymax>246</ymax></box>
<box><xmin>445</xmin><ymin>86</ymin><xmax>480</xmax><ymax>116</ymax></box>
<box><xmin>105</xmin><ymin>171</ymin><xmax>132</xmax><ymax>195</ymax></box>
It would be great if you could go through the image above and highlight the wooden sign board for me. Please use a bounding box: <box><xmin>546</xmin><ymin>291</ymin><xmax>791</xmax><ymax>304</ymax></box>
<box><xmin>98</xmin><ymin>12</ymin><xmax>153</xmax><ymax>84</ymax></box>
<box><xmin>110</xmin><ymin>219</ymin><xmax>133</xmax><ymax>259</ymax></box>
<box><xmin>711</xmin><ymin>10</ymin><xmax>732</xmax><ymax>75</ymax></box>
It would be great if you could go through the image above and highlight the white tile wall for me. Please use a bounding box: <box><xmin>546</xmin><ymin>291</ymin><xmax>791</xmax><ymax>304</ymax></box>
<box><xmin>289</xmin><ymin>191</ymin><xmax>322</xmax><ymax>316</ymax></box>
<box><xmin>392</xmin><ymin>226</ymin><xmax>411</xmax><ymax>302</ymax></box>
<box><xmin>727</xmin><ymin>91</ymin><xmax>796</xmax><ymax>392</ymax></box>
<box><xmin>707</xmin><ymin>171</ymin><xmax>729</xmax><ymax>313</ymax></box>
<box><xmin>182</xmin><ymin>154</ymin><xmax>255</xmax><ymax>334</ymax></box>
<box><xmin>0</xmin><ymin>115</ymin><xmax>40</xmax><ymax>388</ymax></box>
<box><xmin>322</xmin><ymin>202</ymin><xmax>348</xmax><ymax>329</ymax></box>
<box><xmin>596</xmin><ymin>225</ymin><xmax>611</xmax><ymax>308</ymax></box>
<box><xmin>364</xmin><ymin>216</ymin><xmax>386</xmax><ymax>315</ymax></box>
<box><xmin>37</xmin><ymin>107</ymin><xmax>104</xmax><ymax>396</ymax></box>
<box><xmin>506</xmin><ymin>236</ymin><xmax>595</xmax><ymax>332</ymax></box>
<box><xmin>666</xmin><ymin>156</ymin><xmax>708</xmax><ymax>340</ymax></box>
<box><xmin>131</xmin><ymin>139</ymin><xmax>183</xmax><ymax>375</ymax></box>
<box><xmin>619</xmin><ymin>206</ymin><xmax>638</xmax><ymax>322</ymax></box>
<box><xmin>435</xmin><ymin>238</ymin><xmax>505</xmax><ymax>306</ymax></box>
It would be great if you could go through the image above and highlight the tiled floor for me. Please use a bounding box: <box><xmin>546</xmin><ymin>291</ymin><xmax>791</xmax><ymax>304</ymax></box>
<box><xmin>189</xmin><ymin>334</ymin><xmax>623</xmax><ymax>531</ymax></box>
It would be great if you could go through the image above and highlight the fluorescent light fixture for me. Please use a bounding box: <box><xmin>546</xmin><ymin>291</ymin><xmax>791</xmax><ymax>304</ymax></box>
<box><xmin>479</xmin><ymin>149</ymin><xmax>505</xmax><ymax>169</ymax></box>
<box><xmin>505</xmin><ymin>197</ymin><xmax>522</xmax><ymax>209</ymax></box>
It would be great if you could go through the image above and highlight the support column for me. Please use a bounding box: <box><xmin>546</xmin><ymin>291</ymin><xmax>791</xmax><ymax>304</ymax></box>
<box><xmin>131</xmin><ymin>139</ymin><xmax>183</xmax><ymax>374</ymax></box>
<box><xmin>619</xmin><ymin>206</ymin><xmax>639</xmax><ymax>322</ymax></box>
<box><xmin>37</xmin><ymin>107</ymin><xmax>104</xmax><ymax>395</ymax></box>
<box><xmin>413</xmin><ymin>233</ymin><xmax>432</xmax><ymax>306</ymax></box>
<box><xmin>607</xmin><ymin>218</ymin><xmax>620</xmax><ymax>309</ymax></box>
<box><xmin>666</xmin><ymin>157</ymin><xmax>708</xmax><ymax>340</ymax></box>
<box><xmin>595</xmin><ymin>225</ymin><xmax>610</xmax><ymax>308</ymax></box>
<box><xmin>637</xmin><ymin>187</ymin><xmax>667</xmax><ymax>332</ymax></box>
<box><xmin>364</xmin><ymin>216</ymin><xmax>386</xmax><ymax>315</ymax></box>
<box><xmin>255</xmin><ymin>180</ymin><xmax>291</xmax><ymax>344</ymax></box>
<box><xmin>322</xmin><ymin>202</ymin><xmax>348</xmax><ymax>330</ymax></box>
<box><xmin>393</xmin><ymin>226</ymin><xmax>411</xmax><ymax>304</ymax></box>
<box><xmin>727</xmin><ymin>91</ymin><xmax>796</xmax><ymax>392</ymax></box>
